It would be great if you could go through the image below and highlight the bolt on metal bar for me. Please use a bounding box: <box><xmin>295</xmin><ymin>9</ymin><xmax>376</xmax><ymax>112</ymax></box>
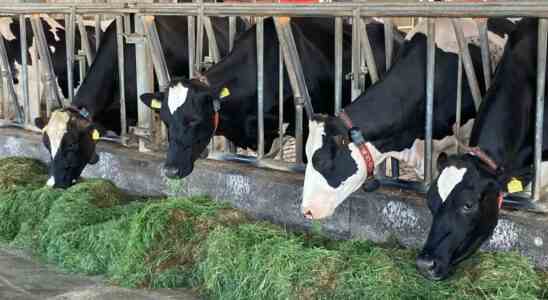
<box><xmin>143</xmin><ymin>16</ymin><xmax>171</xmax><ymax>91</ymax></box>
<box><xmin>384</xmin><ymin>18</ymin><xmax>393</xmax><ymax>72</ymax></box>
<box><xmin>351</xmin><ymin>9</ymin><xmax>361</xmax><ymax>101</ymax></box>
<box><xmin>77</xmin><ymin>15</ymin><xmax>94</xmax><ymax>67</ymax></box>
<box><xmin>451</xmin><ymin>19</ymin><xmax>482</xmax><ymax>111</ymax></box>
<box><xmin>19</xmin><ymin>14</ymin><xmax>30</xmax><ymax>124</ymax></box>
<box><xmin>478</xmin><ymin>19</ymin><xmax>491</xmax><ymax>89</ymax></box>
<box><xmin>116</xmin><ymin>16</ymin><xmax>128</xmax><ymax>143</ymax></box>
<box><xmin>30</xmin><ymin>15</ymin><xmax>62</xmax><ymax>114</ymax></box>
<box><xmin>0</xmin><ymin>35</ymin><xmax>23</xmax><ymax>122</ymax></box>
<box><xmin>533</xmin><ymin>18</ymin><xmax>548</xmax><ymax>202</ymax></box>
<box><xmin>187</xmin><ymin>15</ymin><xmax>195</xmax><ymax>78</ymax></box>
<box><xmin>256</xmin><ymin>16</ymin><xmax>264</xmax><ymax>159</ymax></box>
<box><xmin>203</xmin><ymin>16</ymin><xmax>220</xmax><ymax>63</ymax></box>
<box><xmin>360</xmin><ymin>17</ymin><xmax>379</xmax><ymax>84</ymax></box>
<box><xmin>425</xmin><ymin>18</ymin><xmax>435</xmax><ymax>185</ymax></box>
<box><xmin>455</xmin><ymin>53</ymin><xmax>463</xmax><ymax>152</ymax></box>
<box><xmin>334</xmin><ymin>17</ymin><xmax>343</xmax><ymax>114</ymax></box>
<box><xmin>65</xmin><ymin>13</ymin><xmax>75</xmax><ymax>103</ymax></box>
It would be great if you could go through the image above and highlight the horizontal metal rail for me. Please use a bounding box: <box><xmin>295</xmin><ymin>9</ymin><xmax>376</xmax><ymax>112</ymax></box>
<box><xmin>0</xmin><ymin>2</ymin><xmax>548</xmax><ymax>18</ymax></box>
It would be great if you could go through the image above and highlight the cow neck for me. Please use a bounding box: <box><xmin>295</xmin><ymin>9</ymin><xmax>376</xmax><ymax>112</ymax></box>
<box><xmin>72</xmin><ymin>23</ymin><xmax>118</xmax><ymax>119</ymax></box>
<box><xmin>471</xmin><ymin>19</ymin><xmax>539</xmax><ymax>177</ymax></box>
<box><xmin>338</xmin><ymin>110</ymin><xmax>375</xmax><ymax>178</ymax></box>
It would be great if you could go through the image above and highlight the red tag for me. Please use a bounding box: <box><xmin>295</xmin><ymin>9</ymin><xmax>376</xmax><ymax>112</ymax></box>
<box><xmin>497</xmin><ymin>192</ymin><xmax>503</xmax><ymax>210</ymax></box>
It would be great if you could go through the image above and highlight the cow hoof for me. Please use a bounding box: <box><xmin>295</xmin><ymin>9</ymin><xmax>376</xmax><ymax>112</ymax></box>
<box><xmin>362</xmin><ymin>179</ymin><xmax>380</xmax><ymax>192</ymax></box>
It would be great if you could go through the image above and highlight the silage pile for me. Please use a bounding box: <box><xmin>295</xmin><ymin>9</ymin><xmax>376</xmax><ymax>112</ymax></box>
<box><xmin>0</xmin><ymin>156</ymin><xmax>545</xmax><ymax>299</ymax></box>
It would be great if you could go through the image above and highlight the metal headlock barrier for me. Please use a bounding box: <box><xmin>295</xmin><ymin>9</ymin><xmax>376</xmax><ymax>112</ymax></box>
<box><xmin>0</xmin><ymin>1</ymin><xmax>547</xmax><ymax>210</ymax></box>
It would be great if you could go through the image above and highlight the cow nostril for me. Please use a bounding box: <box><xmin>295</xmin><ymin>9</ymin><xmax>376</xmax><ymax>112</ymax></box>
<box><xmin>304</xmin><ymin>210</ymin><xmax>314</xmax><ymax>219</ymax></box>
<box><xmin>416</xmin><ymin>256</ymin><xmax>436</xmax><ymax>272</ymax></box>
<box><xmin>163</xmin><ymin>166</ymin><xmax>181</xmax><ymax>179</ymax></box>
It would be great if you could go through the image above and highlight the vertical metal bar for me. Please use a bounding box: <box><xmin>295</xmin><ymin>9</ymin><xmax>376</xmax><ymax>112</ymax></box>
<box><xmin>478</xmin><ymin>20</ymin><xmax>491</xmax><ymax>89</ymax></box>
<box><xmin>384</xmin><ymin>18</ymin><xmax>393</xmax><ymax>72</ymax></box>
<box><xmin>116</xmin><ymin>16</ymin><xmax>127</xmax><ymax>143</ymax></box>
<box><xmin>77</xmin><ymin>50</ymin><xmax>86</xmax><ymax>85</ymax></box>
<box><xmin>360</xmin><ymin>18</ymin><xmax>379</xmax><ymax>84</ymax></box>
<box><xmin>0</xmin><ymin>36</ymin><xmax>23</xmax><ymax>122</ymax></box>
<box><xmin>229</xmin><ymin>16</ymin><xmax>236</xmax><ymax>51</ymax></box>
<box><xmin>195</xmin><ymin>4</ymin><xmax>204</xmax><ymax>72</ymax></box>
<box><xmin>135</xmin><ymin>15</ymin><xmax>154</xmax><ymax>152</ymax></box>
<box><xmin>187</xmin><ymin>15</ymin><xmax>195</xmax><ymax>78</ymax></box>
<box><xmin>65</xmin><ymin>13</ymin><xmax>75</xmax><ymax>103</ymax></box>
<box><xmin>95</xmin><ymin>14</ymin><xmax>101</xmax><ymax>52</ymax></box>
<box><xmin>455</xmin><ymin>53</ymin><xmax>463</xmax><ymax>152</ymax></box>
<box><xmin>19</xmin><ymin>15</ymin><xmax>29</xmax><ymax>124</ymax></box>
<box><xmin>351</xmin><ymin>9</ymin><xmax>361</xmax><ymax>101</ymax></box>
<box><xmin>533</xmin><ymin>19</ymin><xmax>548</xmax><ymax>201</ymax></box>
<box><xmin>257</xmin><ymin>17</ymin><xmax>264</xmax><ymax>159</ymax></box>
<box><xmin>31</xmin><ymin>15</ymin><xmax>62</xmax><ymax>114</ymax></box>
<box><xmin>203</xmin><ymin>16</ymin><xmax>220</xmax><ymax>63</ymax></box>
<box><xmin>334</xmin><ymin>17</ymin><xmax>343</xmax><ymax>114</ymax></box>
<box><xmin>77</xmin><ymin>15</ymin><xmax>94</xmax><ymax>67</ymax></box>
<box><xmin>143</xmin><ymin>16</ymin><xmax>171</xmax><ymax>91</ymax></box>
<box><xmin>278</xmin><ymin>39</ymin><xmax>284</xmax><ymax>161</ymax></box>
<box><xmin>451</xmin><ymin>19</ymin><xmax>482</xmax><ymax>111</ymax></box>
<box><xmin>30</xmin><ymin>37</ymin><xmax>40</xmax><ymax>120</ymax></box>
<box><xmin>425</xmin><ymin>18</ymin><xmax>436</xmax><ymax>185</ymax></box>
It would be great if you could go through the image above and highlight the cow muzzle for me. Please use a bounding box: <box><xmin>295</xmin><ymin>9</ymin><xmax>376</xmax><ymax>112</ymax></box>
<box><xmin>416</xmin><ymin>253</ymin><xmax>449</xmax><ymax>281</ymax></box>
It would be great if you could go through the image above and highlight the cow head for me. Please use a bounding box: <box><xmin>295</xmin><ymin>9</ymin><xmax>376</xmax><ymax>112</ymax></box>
<box><xmin>140</xmin><ymin>78</ymin><xmax>230</xmax><ymax>179</ymax></box>
<box><xmin>417</xmin><ymin>153</ymin><xmax>500</xmax><ymax>280</ymax></box>
<box><xmin>35</xmin><ymin>109</ymin><xmax>100</xmax><ymax>188</ymax></box>
<box><xmin>301</xmin><ymin>115</ymin><xmax>375</xmax><ymax>220</ymax></box>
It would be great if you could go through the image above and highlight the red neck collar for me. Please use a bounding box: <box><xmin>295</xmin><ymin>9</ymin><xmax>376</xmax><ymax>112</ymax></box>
<box><xmin>338</xmin><ymin>111</ymin><xmax>375</xmax><ymax>178</ymax></box>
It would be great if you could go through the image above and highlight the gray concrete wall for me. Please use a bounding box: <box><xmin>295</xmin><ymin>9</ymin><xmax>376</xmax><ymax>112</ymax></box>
<box><xmin>1</xmin><ymin>127</ymin><xmax>547</xmax><ymax>269</ymax></box>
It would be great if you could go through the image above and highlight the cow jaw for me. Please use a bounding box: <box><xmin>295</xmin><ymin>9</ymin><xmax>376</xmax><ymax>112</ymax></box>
<box><xmin>301</xmin><ymin>121</ymin><xmax>368</xmax><ymax>219</ymax></box>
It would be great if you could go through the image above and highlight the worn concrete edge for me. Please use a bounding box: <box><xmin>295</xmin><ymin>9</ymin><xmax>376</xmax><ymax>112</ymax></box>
<box><xmin>0</xmin><ymin>127</ymin><xmax>547</xmax><ymax>269</ymax></box>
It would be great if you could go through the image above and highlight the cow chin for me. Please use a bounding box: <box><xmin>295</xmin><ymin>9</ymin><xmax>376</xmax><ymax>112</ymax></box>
<box><xmin>301</xmin><ymin>193</ymin><xmax>339</xmax><ymax>220</ymax></box>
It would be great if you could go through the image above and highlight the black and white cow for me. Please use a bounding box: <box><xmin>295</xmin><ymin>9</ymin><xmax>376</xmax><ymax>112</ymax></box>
<box><xmin>416</xmin><ymin>18</ymin><xmax>545</xmax><ymax>281</ymax></box>
<box><xmin>0</xmin><ymin>16</ymin><xmax>97</xmax><ymax>100</ymax></box>
<box><xmin>299</xmin><ymin>18</ymin><xmax>516</xmax><ymax>220</ymax></box>
<box><xmin>140</xmin><ymin>17</ymin><xmax>404</xmax><ymax>179</ymax></box>
<box><xmin>35</xmin><ymin>16</ymin><xmax>244</xmax><ymax>188</ymax></box>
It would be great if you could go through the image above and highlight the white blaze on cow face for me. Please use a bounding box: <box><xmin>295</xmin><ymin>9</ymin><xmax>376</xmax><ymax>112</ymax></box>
<box><xmin>168</xmin><ymin>82</ymin><xmax>189</xmax><ymax>115</ymax></box>
<box><xmin>301</xmin><ymin>120</ymin><xmax>368</xmax><ymax>220</ymax></box>
<box><xmin>44</xmin><ymin>110</ymin><xmax>70</xmax><ymax>159</ymax></box>
<box><xmin>437</xmin><ymin>166</ymin><xmax>467</xmax><ymax>202</ymax></box>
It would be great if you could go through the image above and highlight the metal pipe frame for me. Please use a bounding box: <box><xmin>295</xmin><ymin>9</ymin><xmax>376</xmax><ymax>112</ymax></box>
<box><xmin>384</xmin><ymin>18</ymin><xmax>393</xmax><ymax>72</ymax></box>
<box><xmin>116</xmin><ymin>16</ymin><xmax>128</xmax><ymax>144</ymax></box>
<box><xmin>351</xmin><ymin>9</ymin><xmax>361</xmax><ymax>101</ymax></box>
<box><xmin>451</xmin><ymin>19</ymin><xmax>482</xmax><ymax>111</ymax></box>
<box><xmin>334</xmin><ymin>17</ymin><xmax>343</xmax><ymax>114</ymax></box>
<box><xmin>30</xmin><ymin>15</ymin><xmax>62</xmax><ymax>115</ymax></box>
<box><xmin>187</xmin><ymin>15</ymin><xmax>195</xmax><ymax>78</ymax></box>
<box><xmin>478</xmin><ymin>19</ymin><xmax>491</xmax><ymax>89</ymax></box>
<box><xmin>19</xmin><ymin>14</ymin><xmax>29</xmax><ymax>124</ymax></box>
<box><xmin>65</xmin><ymin>13</ymin><xmax>75</xmax><ymax>103</ymax></box>
<box><xmin>256</xmin><ymin>17</ymin><xmax>264</xmax><ymax>159</ymax></box>
<box><xmin>278</xmin><ymin>43</ymin><xmax>284</xmax><ymax>161</ymax></box>
<box><xmin>455</xmin><ymin>53</ymin><xmax>463</xmax><ymax>152</ymax></box>
<box><xmin>195</xmin><ymin>4</ymin><xmax>204</xmax><ymax>73</ymax></box>
<box><xmin>77</xmin><ymin>15</ymin><xmax>94</xmax><ymax>67</ymax></box>
<box><xmin>360</xmin><ymin>17</ymin><xmax>379</xmax><ymax>84</ymax></box>
<box><xmin>6</xmin><ymin>2</ymin><xmax>548</xmax><ymax>17</ymax></box>
<box><xmin>94</xmin><ymin>14</ymin><xmax>101</xmax><ymax>52</ymax></box>
<box><xmin>203</xmin><ymin>16</ymin><xmax>220</xmax><ymax>63</ymax></box>
<box><xmin>425</xmin><ymin>18</ymin><xmax>435</xmax><ymax>185</ymax></box>
<box><xmin>0</xmin><ymin>35</ymin><xmax>23</xmax><ymax>122</ymax></box>
<box><xmin>143</xmin><ymin>16</ymin><xmax>171</xmax><ymax>91</ymax></box>
<box><xmin>533</xmin><ymin>19</ymin><xmax>548</xmax><ymax>202</ymax></box>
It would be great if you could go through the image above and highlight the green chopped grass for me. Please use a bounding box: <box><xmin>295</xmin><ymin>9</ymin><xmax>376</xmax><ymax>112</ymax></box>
<box><xmin>0</xmin><ymin>156</ymin><xmax>545</xmax><ymax>299</ymax></box>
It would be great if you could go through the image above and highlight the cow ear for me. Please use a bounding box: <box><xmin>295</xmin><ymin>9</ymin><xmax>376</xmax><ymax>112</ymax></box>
<box><xmin>437</xmin><ymin>152</ymin><xmax>448</xmax><ymax>172</ymax></box>
<box><xmin>35</xmin><ymin>117</ymin><xmax>47</xmax><ymax>130</ymax></box>
<box><xmin>140</xmin><ymin>92</ymin><xmax>165</xmax><ymax>112</ymax></box>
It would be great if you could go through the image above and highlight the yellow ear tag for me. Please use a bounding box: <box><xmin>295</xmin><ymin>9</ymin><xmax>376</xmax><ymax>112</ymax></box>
<box><xmin>219</xmin><ymin>87</ymin><xmax>230</xmax><ymax>99</ymax></box>
<box><xmin>507</xmin><ymin>178</ymin><xmax>524</xmax><ymax>194</ymax></box>
<box><xmin>91</xmin><ymin>129</ymin><xmax>100</xmax><ymax>141</ymax></box>
<box><xmin>151</xmin><ymin>99</ymin><xmax>162</xmax><ymax>109</ymax></box>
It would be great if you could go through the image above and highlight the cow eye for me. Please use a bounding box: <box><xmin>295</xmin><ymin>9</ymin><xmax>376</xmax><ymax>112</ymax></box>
<box><xmin>462</xmin><ymin>202</ymin><xmax>475</xmax><ymax>213</ymax></box>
